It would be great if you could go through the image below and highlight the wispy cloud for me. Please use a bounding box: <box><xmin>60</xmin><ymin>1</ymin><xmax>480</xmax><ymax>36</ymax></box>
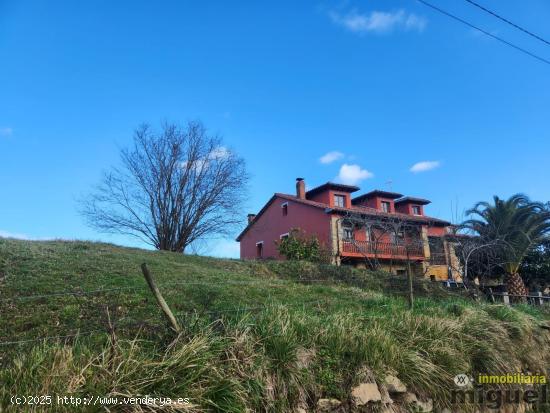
<box><xmin>0</xmin><ymin>230</ymin><xmax>30</xmax><ymax>239</ymax></box>
<box><xmin>410</xmin><ymin>160</ymin><xmax>441</xmax><ymax>173</ymax></box>
<box><xmin>0</xmin><ymin>127</ymin><xmax>13</xmax><ymax>137</ymax></box>
<box><xmin>180</xmin><ymin>146</ymin><xmax>230</xmax><ymax>172</ymax></box>
<box><xmin>209</xmin><ymin>146</ymin><xmax>230</xmax><ymax>160</ymax></box>
<box><xmin>329</xmin><ymin>9</ymin><xmax>427</xmax><ymax>34</ymax></box>
<box><xmin>319</xmin><ymin>151</ymin><xmax>344</xmax><ymax>164</ymax></box>
<box><xmin>0</xmin><ymin>229</ymin><xmax>53</xmax><ymax>240</ymax></box>
<box><xmin>337</xmin><ymin>163</ymin><xmax>374</xmax><ymax>185</ymax></box>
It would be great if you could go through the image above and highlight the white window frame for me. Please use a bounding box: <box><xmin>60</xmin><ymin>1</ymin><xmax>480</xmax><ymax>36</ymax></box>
<box><xmin>281</xmin><ymin>202</ymin><xmax>288</xmax><ymax>216</ymax></box>
<box><xmin>412</xmin><ymin>205</ymin><xmax>421</xmax><ymax>215</ymax></box>
<box><xmin>280</xmin><ymin>233</ymin><xmax>289</xmax><ymax>239</ymax></box>
<box><xmin>255</xmin><ymin>241</ymin><xmax>264</xmax><ymax>258</ymax></box>
<box><xmin>366</xmin><ymin>227</ymin><xmax>373</xmax><ymax>242</ymax></box>
<box><xmin>334</xmin><ymin>194</ymin><xmax>346</xmax><ymax>208</ymax></box>
<box><xmin>342</xmin><ymin>226</ymin><xmax>354</xmax><ymax>240</ymax></box>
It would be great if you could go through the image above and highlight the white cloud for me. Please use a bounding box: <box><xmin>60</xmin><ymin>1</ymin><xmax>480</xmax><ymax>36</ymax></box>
<box><xmin>0</xmin><ymin>230</ymin><xmax>53</xmax><ymax>240</ymax></box>
<box><xmin>337</xmin><ymin>164</ymin><xmax>374</xmax><ymax>185</ymax></box>
<box><xmin>0</xmin><ymin>127</ymin><xmax>13</xmax><ymax>137</ymax></box>
<box><xmin>410</xmin><ymin>160</ymin><xmax>441</xmax><ymax>173</ymax></box>
<box><xmin>329</xmin><ymin>9</ymin><xmax>427</xmax><ymax>34</ymax></box>
<box><xmin>181</xmin><ymin>146</ymin><xmax>230</xmax><ymax>172</ymax></box>
<box><xmin>319</xmin><ymin>151</ymin><xmax>344</xmax><ymax>164</ymax></box>
<box><xmin>208</xmin><ymin>146</ymin><xmax>230</xmax><ymax>160</ymax></box>
<box><xmin>0</xmin><ymin>230</ymin><xmax>30</xmax><ymax>239</ymax></box>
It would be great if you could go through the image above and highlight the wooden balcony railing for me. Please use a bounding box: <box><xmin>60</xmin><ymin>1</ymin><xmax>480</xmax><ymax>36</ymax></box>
<box><xmin>341</xmin><ymin>240</ymin><xmax>424</xmax><ymax>258</ymax></box>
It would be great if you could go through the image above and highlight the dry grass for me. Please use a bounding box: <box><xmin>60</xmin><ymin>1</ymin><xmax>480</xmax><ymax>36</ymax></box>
<box><xmin>1</xmin><ymin>238</ymin><xmax>549</xmax><ymax>412</ymax></box>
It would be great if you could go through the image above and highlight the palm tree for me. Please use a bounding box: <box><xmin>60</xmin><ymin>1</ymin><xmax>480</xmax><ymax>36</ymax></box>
<box><xmin>462</xmin><ymin>194</ymin><xmax>550</xmax><ymax>296</ymax></box>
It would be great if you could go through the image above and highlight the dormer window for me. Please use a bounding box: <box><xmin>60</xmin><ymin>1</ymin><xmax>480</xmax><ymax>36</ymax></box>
<box><xmin>412</xmin><ymin>205</ymin><xmax>421</xmax><ymax>216</ymax></box>
<box><xmin>381</xmin><ymin>201</ymin><xmax>391</xmax><ymax>213</ymax></box>
<box><xmin>334</xmin><ymin>194</ymin><xmax>346</xmax><ymax>208</ymax></box>
<box><xmin>281</xmin><ymin>202</ymin><xmax>288</xmax><ymax>216</ymax></box>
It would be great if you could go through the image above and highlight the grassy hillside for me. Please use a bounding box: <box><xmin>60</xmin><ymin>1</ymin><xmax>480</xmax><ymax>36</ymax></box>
<box><xmin>1</xmin><ymin>238</ymin><xmax>549</xmax><ymax>412</ymax></box>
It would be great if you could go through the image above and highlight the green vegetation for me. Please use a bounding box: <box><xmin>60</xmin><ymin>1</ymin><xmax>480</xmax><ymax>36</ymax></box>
<box><xmin>276</xmin><ymin>228</ymin><xmax>328</xmax><ymax>262</ymax></box>
<box><xmin>1</xmin><ymin>238</ymin><xmax>549</xmax><ymax>412</ymax></box>
<box><xmin>463</xmin><ymin>194</ymin><xmax>550</xmax><ymax>294</ymax></box>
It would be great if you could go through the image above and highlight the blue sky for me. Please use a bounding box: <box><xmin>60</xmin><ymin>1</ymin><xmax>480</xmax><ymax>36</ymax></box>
<box><xmin>1</xmin><ymin>0</ymin><xmax>549</xmax><ymax>258</ymax></box>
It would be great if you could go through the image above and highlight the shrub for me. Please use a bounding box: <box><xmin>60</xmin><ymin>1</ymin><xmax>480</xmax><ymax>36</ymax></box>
<box><xmin>276</xmin><ymin>229</ymin><xmax>329</xmax><ymax>263</ymax></box>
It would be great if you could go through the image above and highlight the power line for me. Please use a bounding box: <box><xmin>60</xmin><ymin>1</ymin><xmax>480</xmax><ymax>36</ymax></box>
<box><xmin>416</xmin><ymin>0</ymin><xmax>550</xmax><ymax>66</ymax></box>
<box><xmin>464</xmin><ymin>0</ymin><xmax>550</xmax><ymax>47</ymax></box>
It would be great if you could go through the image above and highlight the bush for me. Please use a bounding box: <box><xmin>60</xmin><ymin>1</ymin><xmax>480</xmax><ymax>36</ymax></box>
<box><xmin>276</xmin><ymin>229</ymin><xmax>329</xmax><ymax>263</ymax></box>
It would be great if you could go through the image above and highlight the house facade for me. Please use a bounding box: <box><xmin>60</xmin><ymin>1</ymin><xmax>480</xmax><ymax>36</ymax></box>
<box><xmin>237</xmin><ymin>178</ymin><xmax>462</xmax><ymax>281</ymax></box>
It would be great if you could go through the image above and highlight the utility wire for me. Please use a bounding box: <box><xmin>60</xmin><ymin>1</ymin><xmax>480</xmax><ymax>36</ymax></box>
<box><xmin>464</xmin><ymin>0</ymin><xmax>550</xmax><ymax>47</ymax></box>
<box><xmin>416</xmin><ymin>0</ymin><xmax>550</xmax><ymax>66</ymax></box>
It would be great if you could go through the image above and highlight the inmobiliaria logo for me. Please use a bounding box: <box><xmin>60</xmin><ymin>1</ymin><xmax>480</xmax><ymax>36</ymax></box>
<box><xmin>451</xmin><ymin>373</ymin><xmax>549</xmax><ymax>409</ymax></box>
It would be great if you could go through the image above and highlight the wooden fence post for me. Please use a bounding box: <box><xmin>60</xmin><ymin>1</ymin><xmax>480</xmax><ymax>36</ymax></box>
<box><xmin>502</xmin><ymin>292</ymin><xmax>510</xmax><ymax>306</ymax></box>
<box><xmin>406</xmin><ymin>253</ymin><xmax>413</xmax><ymax>310</ymax></box>
<box><xmin>488</xmin><ymin>288</ymin><xmax>495</xmax><ymax>303</ymax></box>
<box><xmin>141</xmin><ymin>263</ymin><xmax>181</xmax><ymax>333</ymax></box>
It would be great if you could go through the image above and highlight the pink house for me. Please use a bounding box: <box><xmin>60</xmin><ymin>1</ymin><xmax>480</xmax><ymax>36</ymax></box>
<box><xmin>236</xmin><ymin>178</ymin><xmax>461</xmax><ymax>280</ymax></box>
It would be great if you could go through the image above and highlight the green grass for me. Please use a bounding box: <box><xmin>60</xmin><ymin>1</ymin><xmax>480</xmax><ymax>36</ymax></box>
<box><xmin>1</xmin><ymin>238</ymin><xmax>549</xmax><ymax>412</ymax></box>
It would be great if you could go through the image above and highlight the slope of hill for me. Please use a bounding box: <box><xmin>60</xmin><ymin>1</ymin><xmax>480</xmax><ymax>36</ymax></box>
<box><xmin>0</xmin><ymin>238</ymin><xmax>549</xmax><ymax>412</ymax></box>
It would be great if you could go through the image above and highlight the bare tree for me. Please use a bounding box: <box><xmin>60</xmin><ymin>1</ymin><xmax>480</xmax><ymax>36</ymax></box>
<box><xmin>80</xmin><ymin>121</ymin><xmax>249</xmax><ymax>253</ymax></box>
<box><xmin>446</xmin><ymin>233</ymin><xmax>502</xmax><ymax>287</ymax></box>
<box><xmin>339</xmin><ymin>212</ymin><xmax>429</xmax><ymax>308</ymax></box>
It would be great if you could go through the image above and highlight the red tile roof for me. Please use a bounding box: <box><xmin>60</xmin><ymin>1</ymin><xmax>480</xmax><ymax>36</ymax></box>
<box><xmin>306</xmin><ymin>182</ymin><xmax>360</xmax><ymax>197</ymax></box>
<box><xmin>236</xmin><ymin>193</ymin><xmax>451</xmax><ymax>241</ymax></box>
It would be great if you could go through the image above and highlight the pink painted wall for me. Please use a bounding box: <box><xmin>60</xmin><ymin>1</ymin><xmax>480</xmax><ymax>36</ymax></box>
<box><xmin>355</xmin><ymin>196</ymin><xmax>395</xmax><ymax>212</ymax></box>
<box><xmin>351</xmin><ymin>226</ymin><xmax>424</xmax><ymax>244</ymax></box>
<box><xmin>240</xmin><ymin>197</ymin><xmax>332</xmax><ymax>260</ymax></box>
<box><xmin>309</xmin><ymin>190</ymin><xmax>352</xmax><ymax>208</ymax></box>
<box><xmin>395</xmin><ymin>202</ymin><xmax>424</xmax><ymax>216</ymax></box>
<box><xmin>427</xmin><ymin>226</ymin><xmax>447</xmax><ymax>236</ymax></box>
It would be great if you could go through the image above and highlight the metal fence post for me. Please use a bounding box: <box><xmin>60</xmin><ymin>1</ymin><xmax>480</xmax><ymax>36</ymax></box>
<box><xmin>502</xmin><ymin>292</ymin><xmax>510</xmax><ymax>306</ymax></box>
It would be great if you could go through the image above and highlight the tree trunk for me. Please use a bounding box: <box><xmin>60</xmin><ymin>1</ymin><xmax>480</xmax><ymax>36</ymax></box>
<box><xmin>506</xmin><ymin>272</ymin><xmax>528</xmax><ymax>302</ymax></box>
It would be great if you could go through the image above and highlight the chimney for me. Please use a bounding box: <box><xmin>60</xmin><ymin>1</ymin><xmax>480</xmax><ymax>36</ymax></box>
<box><xmin>296</xmin><ymin>177</ymin><xmax>305</xmax><ymax>199</ymax></box>
<box><xmin>247</xmin><ymin>213</ymin><xmax>256</xmax><ymax>224</ymax></box>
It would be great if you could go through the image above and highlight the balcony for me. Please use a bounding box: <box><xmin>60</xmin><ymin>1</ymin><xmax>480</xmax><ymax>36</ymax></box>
<box><xmin>429</xmin><ymin>253</ymin><xmax>447</xmax><ymax>265</ymax></box>
<box><xmin>341</xmin><ymin>240</ymin><xmax>425</xmax><ymax>259</ymax></box>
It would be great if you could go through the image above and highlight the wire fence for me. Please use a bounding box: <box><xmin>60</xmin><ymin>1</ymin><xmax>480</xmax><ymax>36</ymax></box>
<box><xmin>0</xmin><ymin>278</ymin><xmax>351</xmax><ymax>303</ymax></box>
<box><xmin>0</xmin><ymin>273</ymin><xmax>367</xmax><ymax>347</ymax></box>
<box><xmin>0</xmin><ymin>295</ymin><xmax>326</xmax><ymax>347</ymax></box>
<box><xmin>2</xmin><ymin>266</ymin><xmax>543</xmax><ymax>348</ymax></box>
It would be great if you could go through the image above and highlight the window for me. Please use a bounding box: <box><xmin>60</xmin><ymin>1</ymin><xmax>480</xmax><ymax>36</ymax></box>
<box><xmin>429</xmin><ymin>236</ymin><xmax>446</xmax><ymax>265</ymax></box>
<box><xmin>343</xmin><ymin>226</ymin><xmax>354</xmax><ymax>240</ymax></box>
<box><xmin>366</xmin><ymin>227</ymin><xmax>374</xmax><ymax>242</ymax></box>
<box><xmin>381</xmin><ymin>201</ymin><xmax>391</xmax><ymax>213</ymax></box>
<box><xmin>412</xmin><ymin>205</ymin><xmax>421</xmax><ymax>215</ymax></box>
<box><xmin>281</xmin><ymin>202</ymin><xmax>288</xmax><ymax>216</ymax></box>
<box><xmin>391</xmin><ymin>231</ymin><xmax>405</xmax><ymax>244</ymax></box>
<box><xmin>280</xmin><ymin>233</ymin><xmax>289</xmax><ymax>240</ymax></box>
<box><xmin>256</xmin><ymin>242</ymin><xmax>264</xmax><ymax>258</ymax></box>
<box><xmin>334</xmin><ymin>194</ymin><xmax>346</xmax><ymax>208</ymax></box>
